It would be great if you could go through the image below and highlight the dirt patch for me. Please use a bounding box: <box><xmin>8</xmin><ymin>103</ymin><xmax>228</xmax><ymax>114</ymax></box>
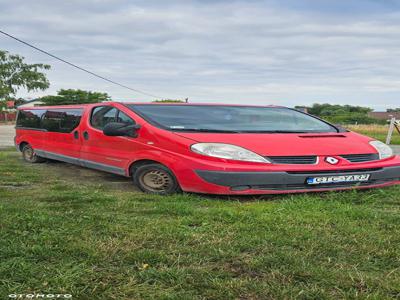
<box><xmin>35</xmin><ymin>159</ymin><xmax>137</xmax><ymax>192</ymax></box>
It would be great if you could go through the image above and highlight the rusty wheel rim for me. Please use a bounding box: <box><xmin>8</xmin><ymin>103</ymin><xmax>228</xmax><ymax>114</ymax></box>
<box><xmin>23</xmin><ymin>147</ymin><xmax>35</xmax><ymax>162</ymax></box>
<box><xmin>140</xmin><ymin>170</ymin><xmax>172</xmax><ymax>192</ymax></box>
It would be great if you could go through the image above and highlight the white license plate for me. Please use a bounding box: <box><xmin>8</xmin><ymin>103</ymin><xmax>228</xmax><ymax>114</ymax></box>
<box><xmin>306</xmin><ymin>174</ymin><xmax>371</xmax><ymax>185</ymax></box>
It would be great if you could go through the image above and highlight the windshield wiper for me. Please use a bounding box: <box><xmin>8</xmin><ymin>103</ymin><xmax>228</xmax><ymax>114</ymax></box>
<box><xmin>172</xmin><ymin>128</ymin><xmax>241</xmax><ymax>133</ymax></box>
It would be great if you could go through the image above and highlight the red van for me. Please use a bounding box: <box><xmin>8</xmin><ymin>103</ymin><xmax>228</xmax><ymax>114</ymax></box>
<box><xmin>15</xmin><ymin>102</ymin><xmax>400</xmax><ymax>195</ymax></box>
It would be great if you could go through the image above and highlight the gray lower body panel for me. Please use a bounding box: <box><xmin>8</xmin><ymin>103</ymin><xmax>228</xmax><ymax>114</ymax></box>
<box><xmin>35</xmin><ymin>149</ymin><xmax>126</xmax><ymax>176</ymax></box>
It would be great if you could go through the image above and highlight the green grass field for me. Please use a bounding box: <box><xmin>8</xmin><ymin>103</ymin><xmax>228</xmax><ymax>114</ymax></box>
<box><xmin>1</xmin><ymin>148</ymin><xmax>400</xmax><ymax>299</ymax></box>
<box><xmin>347</xmin><ymin>124</ymin><xmax>400</xmax><ymax>145</ymax></box>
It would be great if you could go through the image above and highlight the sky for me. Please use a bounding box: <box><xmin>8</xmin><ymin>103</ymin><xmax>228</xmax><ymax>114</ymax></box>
<box><xmin>1</xmin><ymin>0</ymin><xmax>400</xmax><ymax>110</ymax></box>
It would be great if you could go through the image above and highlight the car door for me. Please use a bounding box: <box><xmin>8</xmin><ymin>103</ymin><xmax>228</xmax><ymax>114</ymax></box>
<box><xmin>79</xmin><ymin>105</ymin><xmax>138</xmax><ymax>175</ymax></box>
<box><xmin>41</xmin><ymin>108</ymin><xmax>83</xmax><ymax>160</ymax></box>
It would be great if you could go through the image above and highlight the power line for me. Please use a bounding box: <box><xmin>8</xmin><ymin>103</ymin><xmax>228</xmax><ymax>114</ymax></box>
<box><xmin>0</xmin><ymin>29</ymin><xmax>163</xmax><ymax>99</ymax></box>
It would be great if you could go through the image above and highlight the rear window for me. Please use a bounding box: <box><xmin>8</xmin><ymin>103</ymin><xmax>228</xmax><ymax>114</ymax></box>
<box><xmin>17</xmin><ymin>109</ymin><xmax>83</xmax><ymax>133</ymax></box>
<box><xmin>16</xmin><ymin>110</ymin><xmax>46</xmax><ymax>129</ymax></box>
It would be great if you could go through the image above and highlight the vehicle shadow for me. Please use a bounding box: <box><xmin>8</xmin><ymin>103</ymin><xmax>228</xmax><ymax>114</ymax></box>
<box><xmin>35</xmin><ymin>159</ymin><xmax>360</xmax><ymax>202</ymax></box>
<box><xmin>40</xmin><ymin>159</ymin><xmax>136</xmax><ymax>191</ymax></box>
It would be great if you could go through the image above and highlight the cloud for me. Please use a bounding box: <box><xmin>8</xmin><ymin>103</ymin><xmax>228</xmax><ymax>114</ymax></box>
<box><xmin>1</xmin><ymin>0</ymin><xmax>400</xmax><ymax>109</ymax></box>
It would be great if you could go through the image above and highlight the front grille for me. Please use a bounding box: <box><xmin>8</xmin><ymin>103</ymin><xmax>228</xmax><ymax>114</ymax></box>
<box><xmin>266</xmin><ymin>153</ymin><xmax>380</xmax><ymax>165</ymax></box>
<box><xmin>266</xmin><ymin>156</ymin><xmax>317</xmax><ymax>165</ymax></box>
<box><xmin>340</xmin><ymin>153</ymin><xmax>379</xmax><ymax>163</ymax></box>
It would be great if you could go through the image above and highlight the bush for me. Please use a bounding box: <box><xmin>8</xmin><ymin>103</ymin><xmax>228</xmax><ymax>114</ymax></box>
<box><xmin>322</xmin><ymin>114</ymin><xmax>387</xmax><ymax>125</ymax></box>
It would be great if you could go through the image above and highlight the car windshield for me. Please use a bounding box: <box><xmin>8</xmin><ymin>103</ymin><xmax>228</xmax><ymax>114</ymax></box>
<box><xmin>127</xmin><ymin>105</ymin><xmax>338</xmax><ymax>133</ymax></box>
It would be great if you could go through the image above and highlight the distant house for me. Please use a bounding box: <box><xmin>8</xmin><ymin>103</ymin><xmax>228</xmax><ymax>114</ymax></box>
<box><xmin>17</xmin><ymin>99</ymin><xmax>44</xmax><ymax>108</ymax></box>
<box><xmin>368</xmin><ymin>112</ymin><xmax>400</xmax><ymax>121</ymax></box>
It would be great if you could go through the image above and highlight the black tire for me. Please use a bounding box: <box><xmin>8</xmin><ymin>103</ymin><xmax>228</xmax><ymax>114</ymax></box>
<box><xmin>133</xmin><ymin>163</ymin><xmax>180</xmax><ymax>195</ymax></box>
<box><xmin>21</xmin><ymin>144</ymin><xmax>46</xmax><ymax>163</ymax></box>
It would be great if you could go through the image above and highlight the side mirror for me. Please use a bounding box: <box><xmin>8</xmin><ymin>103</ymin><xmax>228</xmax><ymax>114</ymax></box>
<box><xmin>103</xmin><ymin>122</ymin><xmax>141</xmax><ymax>138</ymax></box>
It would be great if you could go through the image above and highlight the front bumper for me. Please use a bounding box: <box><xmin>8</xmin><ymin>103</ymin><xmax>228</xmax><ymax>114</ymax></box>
<box><xmin>195</xmin><ymin>166</ymin><xmax>400</xmax><ymax>193</ymax></box>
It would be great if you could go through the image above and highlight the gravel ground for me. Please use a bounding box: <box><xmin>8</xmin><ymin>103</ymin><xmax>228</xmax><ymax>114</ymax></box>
<box><xmin>0</xmin><ymin>125</ymin><xmax>15</xmax><ymax>148</ymax></box>
<box><xmin>392</xmin><ymin>145</ymin><xmax>400</xmax><ymax>155</ymax></box>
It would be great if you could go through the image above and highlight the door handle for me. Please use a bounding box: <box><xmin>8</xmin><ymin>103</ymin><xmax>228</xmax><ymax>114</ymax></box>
<box><xmin>73</xmin><ymin>131</ymin><xmax>79</xmax><ymax>139</ymax></box>
<box><xmin>83</xmin><ymin>131</ymin><xmax>89</xmax><ymax>140</ymax></box>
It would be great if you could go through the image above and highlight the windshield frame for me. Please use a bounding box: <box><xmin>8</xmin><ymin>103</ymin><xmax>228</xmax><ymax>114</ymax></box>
<box><xmin>124</xmin><ymin>104</ymin><xmax>342</xmax><ymax>134</ymax></box>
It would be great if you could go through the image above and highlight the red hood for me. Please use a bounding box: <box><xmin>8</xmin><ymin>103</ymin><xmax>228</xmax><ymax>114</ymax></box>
<box><xmin>174</xmin><ymin>132</ymin><xmax>377</xmax><ymax>156</ymax></box>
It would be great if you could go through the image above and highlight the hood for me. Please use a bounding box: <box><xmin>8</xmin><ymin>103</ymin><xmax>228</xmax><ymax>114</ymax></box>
<box><xmin>174</xmin><ymin>131</ymin><xmax>377</xmax><ymax>156</ymax></box>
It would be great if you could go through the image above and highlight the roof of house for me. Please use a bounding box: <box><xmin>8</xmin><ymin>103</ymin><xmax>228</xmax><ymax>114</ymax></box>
<box><xmin>16</xmin><ymin>99</ymin><xmax>44</xmax><ymax>108</ymax></box>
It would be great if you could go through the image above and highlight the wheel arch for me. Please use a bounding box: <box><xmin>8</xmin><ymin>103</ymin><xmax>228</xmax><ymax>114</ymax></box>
<box><xmin>18</xmin><ymin>141</ymin><xmax>29</xmax><ymax>151</ymax></box>
<box><xmin>129</xmin><ymin>159</ymin><xmax>166</xmax><ymax>176</ymax></box>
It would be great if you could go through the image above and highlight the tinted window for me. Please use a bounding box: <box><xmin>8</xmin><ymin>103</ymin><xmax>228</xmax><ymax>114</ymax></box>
<box><xmin>116</xmin><ymin>111</ymin><xmax>135</xmax><ymax>125</ymax></box>
<box><xmin>128</xmin><ymin>105</ymin><xmax>337</xmax><ymax>133</ymax></box>
<box><xmin>42</xmin><ymin>109</ymin><xmax>82</xmax><ymax>133</ymax></box>
<box><xmin>91</xmin><ymin>106</ymin><xmax>118</xmax><ymax>129</ymax></box>
<box><xmin>16</xmin><ymin>110</ymin><xmax>46</xmax><ymax>129</ymax></box>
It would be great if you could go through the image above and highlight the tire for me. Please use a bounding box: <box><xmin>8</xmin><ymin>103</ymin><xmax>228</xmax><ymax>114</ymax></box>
<box><xmin>21</xmin><ymin>144</ymin><xmax>46</xmax><ymax>163</ymax></box>
<box><xmin>133</xmin><ymin>163</ymin><xmax>180</xmax><ymax>195</ymax></box>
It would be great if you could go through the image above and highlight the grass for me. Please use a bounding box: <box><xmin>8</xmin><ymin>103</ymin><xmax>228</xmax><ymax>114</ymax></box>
<box><xmin>347</xmin><ymin>124</ymin><xmax>400</xmax><ymax>145</ymax></box>
<box><xmin>1</xmin><ymin>148</ymin><xmax>400</xmax><ymax>299</ymax></box>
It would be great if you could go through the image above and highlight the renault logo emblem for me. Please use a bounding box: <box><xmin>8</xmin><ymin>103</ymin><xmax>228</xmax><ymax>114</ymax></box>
<box><xmin>325</xmin><ymin>157</ymin><xmax>339</xmax><ymax>165</ymax></box>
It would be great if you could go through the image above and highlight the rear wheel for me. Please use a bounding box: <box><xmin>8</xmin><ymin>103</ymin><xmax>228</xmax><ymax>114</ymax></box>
<box><xmin>133</xmin><ymin>164</ymin><xmax>180</xmax><ymax>195</ymax></box>
<box><xmin>22</xmin><ymin>144</ymin><xmax>46</xmax><ymax>163</ymax></box>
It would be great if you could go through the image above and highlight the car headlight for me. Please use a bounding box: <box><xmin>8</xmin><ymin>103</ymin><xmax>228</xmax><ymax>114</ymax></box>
<box><xmin>369</xmin><ymin>141</ymin><xmax>393</xmax><ymax>159</ymax></box>
<box><xmin>191</xmin><ymin>143</ymin><xmax>270</xmax><ymax>163</ymax></box>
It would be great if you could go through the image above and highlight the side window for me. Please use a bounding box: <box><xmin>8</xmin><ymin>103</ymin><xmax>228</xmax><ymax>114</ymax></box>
<box><xmin>42</xmin><ymin>109</ymin><xmax>82</xmax><ymax>133</ymax></box>
<box><xmin>116</xmin><ymin>110</ymin><xmax>135</xmax><ymax>125</ymax></box>
<box><xmin>91</xmin><ymin>106</ymin><xmax>117</xmax><ymax>130</ymax></box>
<box><xmin>16</xmin><ymin>110</ymin><xmax>46</xmax><ymax>129</ymax></box>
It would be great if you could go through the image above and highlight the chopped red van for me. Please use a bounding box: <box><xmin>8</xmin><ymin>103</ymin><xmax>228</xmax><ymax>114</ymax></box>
<box><xmin>15</xmin><ymin>102</ymin><xmax>400</xmax><ymax>195</ymax></box>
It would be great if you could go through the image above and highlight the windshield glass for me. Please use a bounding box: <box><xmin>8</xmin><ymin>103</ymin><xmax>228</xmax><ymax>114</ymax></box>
<box><xmin>127</xmin><ymin>105</ymin><xmax>337</xmax><ymax>133</ymax></box>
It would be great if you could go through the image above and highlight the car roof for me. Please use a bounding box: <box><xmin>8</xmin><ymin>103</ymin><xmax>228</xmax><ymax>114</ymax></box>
<box><xmin>18</xmin><ymin>102</ymin><xmax>285</xmax><ymax>109</ymax></box>
<box><xmin>18</xmin><ymin>104</ymin><xmax>89</xmax><ymax>110</ymax></box>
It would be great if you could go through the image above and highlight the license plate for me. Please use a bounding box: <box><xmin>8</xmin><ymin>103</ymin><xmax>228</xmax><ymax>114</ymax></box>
<box><xmin>306</xmin><ymin>174</ymin><xmax>371</xmax><ymax>185</ymax></box>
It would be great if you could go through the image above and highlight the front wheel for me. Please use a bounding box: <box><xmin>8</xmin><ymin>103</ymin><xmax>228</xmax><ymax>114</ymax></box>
<box><xmin>133</xmin><ymin>164</ymin><xmax>180</xmax><ymax>195</ymax></box>
<box><xmin>22</xmin><ymin>144</ymin><xmax>46</xmax><ymax>163</ymax></box>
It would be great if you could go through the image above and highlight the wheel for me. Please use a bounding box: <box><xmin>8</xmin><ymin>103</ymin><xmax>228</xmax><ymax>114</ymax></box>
<box><xmin>133</xmin><ymin>163</ymin><xmax>180</xmax><ymax>195</ymax></box>
<box><xmin>22</xmin><ymin>144</ymin><xmax>46</xmax><ymax>163</ymax></box>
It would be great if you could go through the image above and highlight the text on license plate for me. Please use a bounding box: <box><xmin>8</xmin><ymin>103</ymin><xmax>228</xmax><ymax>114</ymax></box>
<box><xmin>306</xmin><ymin>174</ymin><xmax>371</xmax><ymax>185</ymax></box>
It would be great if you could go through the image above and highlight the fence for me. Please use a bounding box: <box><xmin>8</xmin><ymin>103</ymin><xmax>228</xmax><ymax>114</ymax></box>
<box><xmin>0</xmin><ymin>112</ymin><xmax>16</xmax><ymax>123</ymax></box>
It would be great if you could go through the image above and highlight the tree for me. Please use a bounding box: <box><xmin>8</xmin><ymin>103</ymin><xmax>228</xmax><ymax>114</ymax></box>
<box><xmin>40</xmin><ymin>89</ymin><xmax>111</xmax><ymax>105</ymax></box>
<box><xmin>387</xmin><ymin>108</ymin><xmax>400</xmax><ymax>112</ymax></box>
<box><xmin>296</xmin><ymin>103</ymin><xmax>373</xmax><ymax>116</ymax></box>
<box><xmin>0</xmin><ymin>50</ymin><xmax>50</xmax><ymax>100</ymax></box>
<box><xmin>294</xmin><ymin>103</ymin><xmax>378</xmax><ymax>124</ymax></box>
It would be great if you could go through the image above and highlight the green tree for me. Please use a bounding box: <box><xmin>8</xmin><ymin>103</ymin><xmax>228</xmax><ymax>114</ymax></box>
<box><xmin>296</xmin><ymin>103</ymin><xmax>373</xmax><ymax>116</ymax></box>
<box><xmin>0</xmin><ymin>50</ymin><xmax>50</xmax><ymax>100</ymax></box>
<box><xmin>40</xmin><ymin>89</ymin><xmax>111</xmax><ymax>105</ymax></box>
<box><xmin>294</xmin><ymin>103</ymin><xmax>377</xmax><ymax>124</ymax></box>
